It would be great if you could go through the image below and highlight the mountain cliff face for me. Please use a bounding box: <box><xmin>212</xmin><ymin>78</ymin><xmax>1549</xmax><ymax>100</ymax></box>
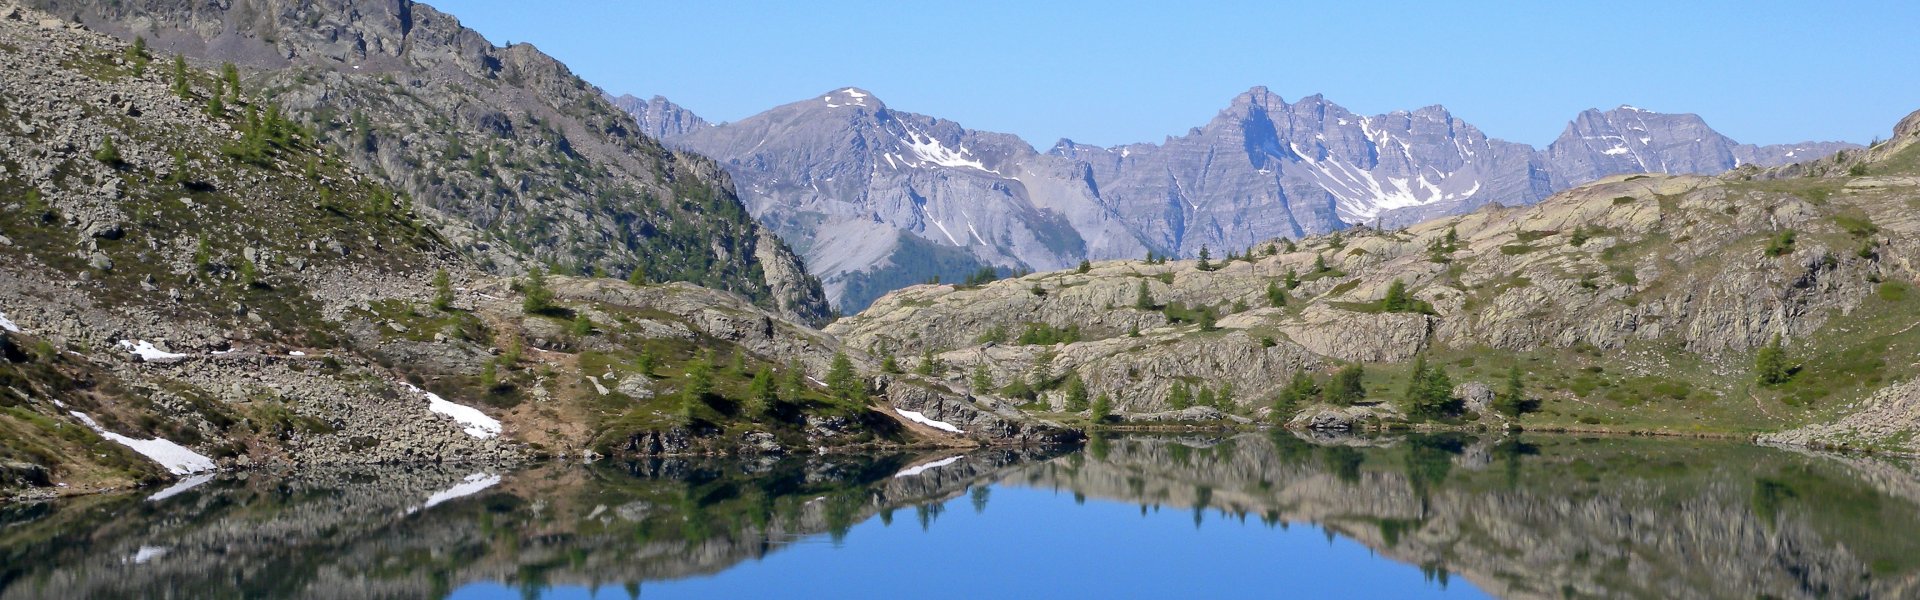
<box><xmin>632</xmin><ymin>87</ymin><xmax>1858</xmax><ymax>311</ymax></box>
<box><xmin>829</xmin><ymin>108</ymin><xmax>1920</xmax><ymax>450</ymax></box>
<box><xmin>609</xmin><ymin>93</ymin><xmax>710</xmax><ymax>140</ymax></box>
<box><xmin>29</xmin><ymin>0</ymin><xmax>832</xmax><ymax>326</ymax></box>
<box><xmin>0</xmin><ymin>3</ymin><xmax>1075</xmax><ymax>500</ymax></box>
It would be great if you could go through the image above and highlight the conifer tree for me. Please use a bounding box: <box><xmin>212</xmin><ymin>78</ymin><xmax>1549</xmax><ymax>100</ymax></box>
<box><xmin>827</xmin><ymin>352</ymin><xmax>862</xmax><ymax>402</ymax></box>
<box><xmin>1382</xmin><ymin>279</ymin><xmax>1411</xmax><ymax>312</ymax></box>
<box><xmin>747</xmin><ymin>366</ymin><xmax>778</xmax><ymax>418</ymax></box>
<box><xmin>971</xmin><ymin>363</ymin><xmax>994</xmax><ymax>394</ymax></box>
<box><xmin>520</xmin><ymin>267</ymin><xmax>554</xmax><ymax>314</ymax></box>
<box><xmin>1065</xmin><ymin>374</ymin><xmax>1090</xmax><ymax>412</ymax></box>
<box><xmin>1495</xmin><ymin>365</ymin><xmax>1527</xmax><ymax>417</ymax></box>
<box><xmin>170</xmin><ymin>54</ymin><xmax>190</xmax><ymax>98</ymax></box>
<box><xmin>782</xmin><ymin>359</ymin><xmax>808</xmax><ymax>399</ymax></box>
<box><xmin>1267</xmin><ymin>281</ymin><xmax>1287</xmax><ymax>308</ymax></box>
<box><xmin>1755</xmin><ymin>334</ymin><xmax>1791</xmax><ymax>385</ymax></box>
<box><xmin>431</xmin><ymin>269</ymin><xmax>453</xmax><ymax>311</ymax></box>
<box><xmin>1326</xmin><ymin>364</ymin><xmax>1366</xmax><ymax>406</ymax></box>
<box><xmin>1091</xmin><ymin>394</ymin><xmax>1113</xmax><ymax>423</ymax></box>
<box><xmin>1135</xmin><ymin>281</ymin><xmax>1155</xmax><ymax>310</ymax></box>
<box><xmin>683</xmin><ymin>351</ymin><xmax>714</xmax><ymax>406</ymax></box>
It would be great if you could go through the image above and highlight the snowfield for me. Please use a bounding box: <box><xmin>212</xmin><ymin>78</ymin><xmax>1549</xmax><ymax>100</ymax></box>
<box><xmin>404</xmin><ymin>383</ymin><xmax>502</xmax><ymax>438</ymax></box>
<box><xmin>117</xmin><ymin>340</ymin><xmax>190</xmax><ymax>362</ymax></box>
<box><xmin>69</xmin><ymin>411</ymin><xmax>216</xmax><ymax>475</ymax></box>
<box><xmin>897</xmin><ymin>409</ymin><xmax>963</xmax><ymax>433</ymax></box>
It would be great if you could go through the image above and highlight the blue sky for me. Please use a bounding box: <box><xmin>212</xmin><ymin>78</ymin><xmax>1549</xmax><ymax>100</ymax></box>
<box><xmin>429</xmin><ymin>0</ymin><xmax>1918</xmax><ymax>149</ymax></box>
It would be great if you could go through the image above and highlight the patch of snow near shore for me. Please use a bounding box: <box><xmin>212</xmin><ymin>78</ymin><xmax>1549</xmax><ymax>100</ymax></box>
<box><xmin>0</xmin><ymin>312</ymin><xmax>20</xmax><ymax>332</ymax></box>
<box><xmin>893</xmin><ymin>455</ymin><xmax>963</xmax><ymax>478</ymax></box>
<box><xmin>147</xmin><ymin>473</ymin><xmax>216</xmax><ymax>502</ymax></box>
<box><xmin>897</xmin><ymin>409</ymin><xmax>963</xmax><ymax>433</ymax></box>
<box><xmin>128</xmin><ymin>546</ymin><xmax>169</xmax><ymax>564</ymax></box>
<box><xmin>412</xmin><ymin>473</ymin><xmax>501</xmax><ymax>513</ymax></box>
<box><xmin>118</xmin><ymin>340</ymin><xmax>189</xmax><ymax>362</ymax></box>
<box><xmin>69</xmin><ymin>412</ymin><xmax>216</xmax><ymax>475</ymax></box>
<box><xmin>404</xmin><ymin>383</ymin><xmax>501</xmax><ymax>438</ymax></box>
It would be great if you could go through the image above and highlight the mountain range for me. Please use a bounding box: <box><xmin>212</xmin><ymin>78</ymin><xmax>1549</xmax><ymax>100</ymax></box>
<box><xmin>618</xmin><ymin>87</ymin><xmax>1858</xmax><ymax>311</ymax></box>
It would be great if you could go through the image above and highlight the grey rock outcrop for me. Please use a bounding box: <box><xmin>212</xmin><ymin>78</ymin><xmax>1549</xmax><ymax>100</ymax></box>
<box><xmin>31</xmin><ymin>0</ymin><xmax>832</xmax><ymax>326</ymax></box>
<box><xmin>629</xmin><ymin>87</ymin><xmax>1856</xmax><ymax>312</ymax></box>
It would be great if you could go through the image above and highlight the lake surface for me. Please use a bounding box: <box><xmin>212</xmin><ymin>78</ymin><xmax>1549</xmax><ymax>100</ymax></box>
<box><xmin>5</xmin><ymin>432</ymin><xmax>1920</xmax><ymax>599</ymax></box>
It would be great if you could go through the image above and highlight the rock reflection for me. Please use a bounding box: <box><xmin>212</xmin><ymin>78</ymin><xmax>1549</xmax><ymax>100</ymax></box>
<box><xmin>4</xmin><ymin>434</ymin><xmax>1920</xmax><ymax>599</ymax></box>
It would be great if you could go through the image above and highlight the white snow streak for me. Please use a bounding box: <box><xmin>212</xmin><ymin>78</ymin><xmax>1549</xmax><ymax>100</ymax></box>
<box><xmin>129</xmin><ymin>546</ymin><xmax>169</xmax><ymax>564</ymax></box>
<box><xmin>930</xmin><ymin>219</ymin><xmax>960</xmax><ymax>245</ymax></box>
<box><xmin>899</xmin><ymin>126</ymin><xmax>1000</xmax><ymax>174</ymax></box>
<box><xmin>69</xmin><ymin>411</ymin><xmax>216</xmax><ymax>475</ymax></box>
<box><xmin>893</xmin><ymin>455</ymin><xmax>964</xmax><ymax>478</ymax></box>
<box><xmin>411</xmin><ymin>473</ymin><xmax>502</xmax><ymax>513</ymax></box>
<box><xmin>0</xmin><ymin>312</ymin><xmax>20</xmax><ymax>333</ymax></box>
<box><xmin>897</xmin><ymin>409</ymin><xmax>963</xmax><ymax>433</ymax></box>
<box><xmin>403</xmin><ymin>383</ymin><xmax>501</xmax><ymax>438</ymax></box>
<box><xmin>146</xmin><ymin>473</ymin><xmax>216</xmax><ymax>502</ymax></box>
<box><xmin>118</xmin><ymin>340</ymin><xmax>189</xmax><ymax>362</ymax></box>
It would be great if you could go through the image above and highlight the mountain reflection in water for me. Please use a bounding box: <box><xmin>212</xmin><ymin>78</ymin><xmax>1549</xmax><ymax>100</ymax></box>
<box><xmin>5</xmin><ymin>433</ymin><xmax>1919</xmax><ymax>599</ymax></box>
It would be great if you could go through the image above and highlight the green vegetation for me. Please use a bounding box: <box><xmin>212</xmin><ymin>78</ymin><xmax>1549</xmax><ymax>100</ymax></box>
<box><xmin>827</xmin><ymin>352</ymin><xmax>862</xmax><ymax>403</ymax></box>
<box><xmin>1091</xmin><ymin>394</ymin><xmax>1113</xmax><ymax>423</ymax></box>
<box><xmin>520</xmin><ymin>268</ymin><xmax>555</xmax><ymax>314</ymax></box>
<box><xmin>1765</xmin><ymin>231</ymin><xmax>1797</xmax><ymax>257</ymax></box>
<box><xmin>972</xmin><ymin>364</ymin><xmax>994</xmax><ymax>394</ymax></box>
<box><xmin>431</xmin><ymin>269</ymin><xmax>453</xmax><ymax>312</ymax></box>
<box><xmin>1755</xmin><ymin>335</ymin><xmax>1792</xmax><ymax>386</ymax></box>
<box><xmin>1017</xmin><ymin>322</ymin><xmax>1081</xmax><ymax>346</ymax></box>
<box><xmin>1135</xmin><ymin>281</ymin><xmax>1156</xmax><ymax>310</ymax></box>
<box><xmin>1403</xmin><ymin>355</ymin><xmax>1459</xmax><ymax>419</ymax></box>
<box><xmin>93</xmin><ymin>136</ymin><xmax>121</xmax><ymax>166</ymax></box>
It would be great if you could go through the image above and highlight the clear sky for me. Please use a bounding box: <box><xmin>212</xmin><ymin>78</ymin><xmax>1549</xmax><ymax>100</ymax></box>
<box><xmin>428</xmin><ymin>0</ymin><xmax>1918</xmax><ymax>149</ymax></box>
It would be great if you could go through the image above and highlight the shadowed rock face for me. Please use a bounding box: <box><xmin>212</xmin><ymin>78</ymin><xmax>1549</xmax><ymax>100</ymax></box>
<box><xmin>6</xmin><ymin>435</ymin><xmax>1918</xmax><ymax>600</ymax></box>
<box><xmin>628</xmin><ymin>87</ymin><xmax>1857</xmax><ymax>311</ymax></box>
<box><xmin>27</xmin><ymin>0</ymin><xmax>831</xmax><ymax>326</ymax></box>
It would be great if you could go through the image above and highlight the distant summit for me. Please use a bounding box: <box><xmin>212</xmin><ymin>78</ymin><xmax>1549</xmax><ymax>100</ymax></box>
<box><xmin>623</xmin><ymin>85</ymin><xmax>1860</xmax><ymax>311</ymax></box>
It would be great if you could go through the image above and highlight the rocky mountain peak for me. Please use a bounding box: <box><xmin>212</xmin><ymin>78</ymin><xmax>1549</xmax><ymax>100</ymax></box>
<box><xmin>608</xmin><ymin>93</ymin><xmax>711</xmax><ymax>140</ymax></box>
<box><xmin>819</xmin><ymin>86</ymin><xmax>883</xmax><ymax>110</ymax></box>
<box><xmin>621</xmin><ymin>84</ymin><xmax>1859</xmax><ymax>312</ymax></box>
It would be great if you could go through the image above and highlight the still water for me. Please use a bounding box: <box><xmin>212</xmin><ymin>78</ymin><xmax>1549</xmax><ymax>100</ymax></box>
<box><xmin>5</xmin><ymin>433</ymin><xmax>1919</xmax><ymax>599</ymax></box>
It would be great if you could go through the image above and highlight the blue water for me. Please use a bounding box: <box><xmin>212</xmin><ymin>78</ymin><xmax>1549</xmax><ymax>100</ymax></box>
<box><xmin>11</xmin><ymin>433</ymin><xmax>1914</xmax><ymax>599</ymax></box>
<box><xmin>451</xmin><ymin>484</ymin><xmax>1479</xmax><ymax>599</ymax></box>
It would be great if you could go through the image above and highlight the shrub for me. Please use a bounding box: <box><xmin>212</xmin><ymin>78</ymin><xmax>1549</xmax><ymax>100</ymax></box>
<box><xmin>94</xmin><ymin>137</ymin><xmax>122</xmax><ymax>165</ymax></box>
<box><xmin>1764</xmin><ymin>231</ymin><xmax>1796</xmax><ymax>257</ymax></box>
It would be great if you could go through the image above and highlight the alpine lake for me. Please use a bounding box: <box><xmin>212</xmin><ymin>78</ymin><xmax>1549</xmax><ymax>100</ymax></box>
<box><xmin>5</xmin><ymin>432</ymin><xmax>1919</xmax><ymax>599</ymax></box>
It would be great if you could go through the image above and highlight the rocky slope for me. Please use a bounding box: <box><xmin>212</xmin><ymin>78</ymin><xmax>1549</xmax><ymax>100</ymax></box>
<box><xmin>28</xmin><ymin>0</ymin><xmax>833</xmax><ymax>326</ymax></box>
<box><xmin>630</xmin><ymin>86</ymin><xmax>1857</xmax><ymax>311</ymax></box>
<box><xmin>0</xmin><ymin>3</ymin><xmax>1076</xmax><ymax>500</ymax></box>
<box><xmin>831</xmin><ymin>107</ymin><xmax>1920</xmax><ymax>449</ymax></box>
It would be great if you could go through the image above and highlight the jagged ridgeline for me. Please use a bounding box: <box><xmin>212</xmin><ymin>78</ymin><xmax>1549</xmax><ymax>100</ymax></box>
<box><xmin>27</xmin><ymin>0</ymin><xmax>830</xmax><ymax>325</ymax></box>
<box><xmin>831</xmin><ymin>108</ymin><xmax>1920</xmax><ymax>450</ymax></box>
